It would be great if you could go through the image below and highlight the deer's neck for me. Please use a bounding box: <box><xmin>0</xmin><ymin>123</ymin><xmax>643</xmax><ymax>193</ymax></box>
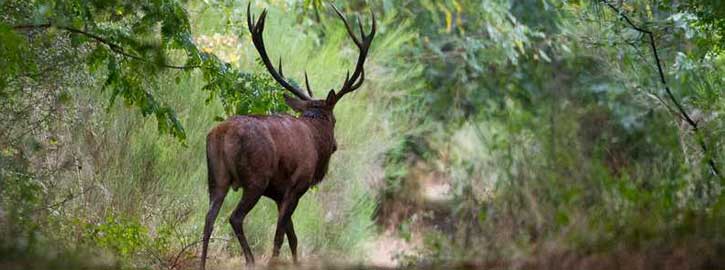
<box><xmin>302</xmin><ymin>109</ymin><xmax>328</xmax><ymax>120</ymax></box>
<box><xmin>302</xmin><ymin>116</ymin><xmax>336</xmax><ymax>154</ymax></box>
<box><xmin>300</xmin><ymin>117</ymin><xmax>335</xmax><ymax>184</ymax></box>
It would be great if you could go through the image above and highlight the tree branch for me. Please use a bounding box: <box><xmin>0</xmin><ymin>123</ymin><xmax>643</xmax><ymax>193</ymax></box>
<box><xmin>603</xmin><ymin>1</ymin><xmax>721</xmax><ymax>179</ymax></box>
<box><xmin>12</xmin><ymin>23</ymin><xmax>200</xmax><ymax>70</ymax></box>
<box><xmin>31</xmin><ymin>186</ymin><xmax>98</xmax><ymax>214</ymax></box>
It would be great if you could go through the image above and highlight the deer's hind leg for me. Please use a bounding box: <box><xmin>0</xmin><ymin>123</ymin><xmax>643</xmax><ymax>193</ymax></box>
<box><xmin>201</xmin><ymin>187</ymin><xmax>228</xmax><ymax>270</ymax></box>
<box><xmin>201</xmin><ymin>147</ymin><xmax>230</xmax><ymax>270</ymax></box>
<box><xmin>229</xmin><ymin>186</ymin><xmax>264</xmax><ymax>265</ymax></box>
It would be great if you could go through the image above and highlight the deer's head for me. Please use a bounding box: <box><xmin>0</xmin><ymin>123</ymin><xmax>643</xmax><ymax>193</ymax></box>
<box><xmin>247</xmin><ymin>4</ymin><xmax>376</xmax><ymax>126</ymax></box>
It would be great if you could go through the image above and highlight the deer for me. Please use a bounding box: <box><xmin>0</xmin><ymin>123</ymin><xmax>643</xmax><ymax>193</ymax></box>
<box><xmin>200</xmin><ymin>3</ymin><xmax>375</xmax><ymax>269</ymax></box>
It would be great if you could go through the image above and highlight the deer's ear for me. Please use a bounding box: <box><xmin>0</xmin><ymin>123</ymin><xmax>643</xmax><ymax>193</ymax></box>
<box><xmin>284</xmin><ymin>94</ymin><xmax>306</xmax><ymax>112</ymax></box>
<box><xmin>325</xmin><ymin>90</ymin><xmax>337</xmax><ymax>106</ymax></box>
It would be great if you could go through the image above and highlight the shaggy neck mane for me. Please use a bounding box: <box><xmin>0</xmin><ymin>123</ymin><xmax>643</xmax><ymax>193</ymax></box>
<box><xmin>301</xmin><ymin>109</ymin><xmax>330</xmax><ymax>121</ymax></box>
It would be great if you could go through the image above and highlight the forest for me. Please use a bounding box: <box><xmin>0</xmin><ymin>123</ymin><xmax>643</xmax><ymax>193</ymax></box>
<box><xmin>1</xmin><ymin>0</ymin><xmax>724</xmax><ymax>269</ymax></box>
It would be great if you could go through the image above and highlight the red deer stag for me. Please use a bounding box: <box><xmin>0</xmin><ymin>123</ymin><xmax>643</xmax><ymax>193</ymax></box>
<box><xmin>200</xmin><ymin>3</ymin><xmax>375</xmax><ymax>269</ymax></box>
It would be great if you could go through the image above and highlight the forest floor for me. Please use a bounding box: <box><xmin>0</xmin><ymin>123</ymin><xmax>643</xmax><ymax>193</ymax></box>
<box><xmin>364</xmin><ymin>231</ymin><xmax>415</xmax><ymax>267</ymax></box>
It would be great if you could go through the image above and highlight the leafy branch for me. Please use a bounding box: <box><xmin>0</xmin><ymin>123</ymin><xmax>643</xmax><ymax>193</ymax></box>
<box><xmin>602</xmin><ymin>1</ymin><xmax>721</xmax><ymax>180</ymax></box>
<box><xmin>12</xmin><ymin>23</ymin><xmax>200</xmax><ymax>70</ymax></box>
<box><xmin>5</xmin><ymin>1</ymin><xmax>289</xmax><ymax>142</ymax></box>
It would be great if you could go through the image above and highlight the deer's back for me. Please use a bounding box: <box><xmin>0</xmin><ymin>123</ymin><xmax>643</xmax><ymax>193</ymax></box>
<box><xmin>207</xmin><ymin>114</ymin><xmax>318</xmax><ymax>192</ymax></box>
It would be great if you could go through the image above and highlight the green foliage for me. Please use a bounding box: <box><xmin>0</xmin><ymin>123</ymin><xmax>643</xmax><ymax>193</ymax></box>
<box><xmin>682</xmin><ymin>0</ymin><xmax>725</xmax><ymax>51</ymax></box>
<box><xmin>0</xmin><ymin>0</ymin><xmax>289</xmax><ymax>142</ymax></box>
<box><xmin>0</xmin><ymin>23</ymin><xmax>30</xmax><ymax>90</ymax></box>
<box><xmin>0</xmin><ymin>168</ymin><xmax>42</xmax><ymax>236</ymax></box>
<box><xmin>86</xmin><ymin>214</ymin><xmax>148</xmax><ymax>258</ymax></box>
<box><xmin>199</xmin><ymin>56</ymin><xmax>287</xmax><ymax>117</ymax></box>
<box><xmin>371</xmin><ymin>0</ymin><xmax>725</xmax><ymax>266</ymax></box>
<box><xmin>2</xmin><ymin>0</ymin><xmax>725</xmax><ymax>268</ymax></box>
<box><xmin>396</xmin><ymin>0</ymin><xmax>540</xmax><ymax>121</ymax></box>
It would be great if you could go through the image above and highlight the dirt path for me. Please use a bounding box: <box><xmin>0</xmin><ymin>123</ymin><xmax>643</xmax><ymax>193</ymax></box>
<box><xmin>364</xmin><ymin>232</ymin><xmax>415</xmax><ymax>268</ymax></box>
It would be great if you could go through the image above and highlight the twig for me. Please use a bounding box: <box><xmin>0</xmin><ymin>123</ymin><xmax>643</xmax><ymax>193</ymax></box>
<box><xmin>169</xmin><ymin>237</ymin><xmax>230</xmax><ymax>270</ymax></box>
<box><xmin>602</xmin><ymin>1</ymin><xmax>722</xmax><ymax>180</ymax></box>
<box><xmin>12</xmin><ymin>23</ymin><xmax>200</xmax><ymax>70</ymax></box>
<box><xmin>32</xmin><ymin>186</ymin><xmax>97</xmax><ymax>214</ymax></box>
<box><xmin>169</xmin><ymin>239</ymin><xmax>201</xmax><ymax>270</ymax></box>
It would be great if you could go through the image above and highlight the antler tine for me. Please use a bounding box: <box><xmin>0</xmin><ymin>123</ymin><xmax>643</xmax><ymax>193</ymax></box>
<box><xmin>259</xmin><ymin>10</ymin><xmax>267</xmax><ymax>32</ymax></box>
<box><xmin>247</xmin><ymin>3</ymin><xmax>254</xmax><ymax>32</ymax></box>
<box><xmin>333</xmin><ymin>6</ymin><xmax>376</xmax><ymax>101</ymax></box>
<box><xmin>247</xmin><ymin>4</ymin><xmax>311</xmax><ymax>100</ymax></box>
<box><xmin>369</xmin><ymin>10</ymin><xmax>376</xmax><ymax>39</ymax></box>
<box><xmin>343</xmin><ymin>70</ymin><xmax>350</xmax><ymax>86</ymax></box>
<box><xmin>304</xmin><ymin>71</ymin><xmax>313</xmax><ymax>97</ymax></box>
<box><xmin>351</xmin><ymin>68</ymin><xmax>365</xmax><ymax>90</ymax></box>
<box><xmin>357</xmin><ymin>16</ymin><xmax>365</xmax><ymax>40</ymax></box>
<box><xmin>331</xmin><ymin>4</ymin><xmax>362</xmax><ymax>47</ymax></box>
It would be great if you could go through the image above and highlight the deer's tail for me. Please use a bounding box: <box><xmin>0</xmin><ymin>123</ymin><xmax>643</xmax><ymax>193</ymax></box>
<box><xmin>206</xmin><ymin>153</ymin><xmax>214</xmax><ymax>198</ymax></box>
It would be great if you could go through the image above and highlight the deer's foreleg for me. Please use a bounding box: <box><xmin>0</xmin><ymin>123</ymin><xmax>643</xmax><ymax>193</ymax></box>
<box><xmin>286</xmin><ymin>220</ymin><xmax>299</xmax><ymax>263</ymax></box>
<box><xmin>272</xmin><ymin>196</ymin><xmax>300</xmax><ymax>258</ymax></box>
<box><xmin>275</xmin><ymin>199</ymin><xmax>300</xmax><ymax>263</ymax></box>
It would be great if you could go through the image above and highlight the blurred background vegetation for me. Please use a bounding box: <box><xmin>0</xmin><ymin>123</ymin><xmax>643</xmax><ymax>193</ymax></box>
<box><xmin>1</xmin><ymin>0</ymin><xmax>724</xmax><ymax>269</ymax></box>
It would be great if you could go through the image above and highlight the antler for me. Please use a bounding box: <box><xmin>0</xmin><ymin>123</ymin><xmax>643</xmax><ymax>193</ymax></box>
<box><xmin>247</xmin><ymin>3</ymin><xmax>311</xmax><ymax>100</ymax></box>
<box><xmin>331</xmin><ymin>4</ymin><xmax>376</xmax><ymax>102</ymax></box>
<box><xmin>246</xmin><ymin>4</ymin><xmax>374</xmax><ymax>102</ymax></box>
